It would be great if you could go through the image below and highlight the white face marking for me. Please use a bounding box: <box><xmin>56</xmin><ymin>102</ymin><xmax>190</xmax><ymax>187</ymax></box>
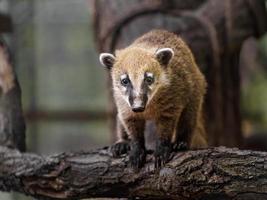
<box><xmin>122</xmin><ymin>95</ymin><xmax>131</xmax><ymax>107</ymax></box>
<box><xmin>121</xmin><ymin>87</ymin><xmax>127</xmax><ymax>92</ymax></box>
<box><xmin>120</xmin><ymin>74</ymin><xmax>127</xmax><ymax>80</ymax></box>
<box><xmin>129</xmin><ymin>73</ymin><xmax>143</xmax><ymax>96</ymax></box>
<box><xmin>117</xmin><ymin>74</ymin><xmax>131</xmax><ymax>106</ymax></box>
<box><xmin>115</xmin><ymin>70</ymin><xmax>170</xmax><ymax>110</ymax></box>
<box><xmin>146</xmin><ymin>71</ymin><xmax>170</xmax><ymax>105</ymax></box>
<box><xmin>132</xmin><ymin>89</ymin><xmax>138</xmax><ymax>96</ymax></box>
<box><xmin>133</xmin><ymin>98</ymin><xmax>143</xmax><ymax>107</ymax></box>
<box><xmin>146</xmin><ymin>72</ymin><xmax>154</xmax><ymax>78</ymax></box>
<box><xmin>113</xmin><ymin>86</ymin><xmax>131</xmax><ymax>107</ymax></box>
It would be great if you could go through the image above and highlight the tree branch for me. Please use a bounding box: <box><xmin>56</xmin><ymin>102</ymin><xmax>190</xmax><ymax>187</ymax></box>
<box><xmin>0</xmin><ymin>146</ymin><xmax>267</xmax><ymax>199</ymax></box>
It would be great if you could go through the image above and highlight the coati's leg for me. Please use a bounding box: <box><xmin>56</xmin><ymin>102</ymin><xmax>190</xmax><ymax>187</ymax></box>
<box><xmin>124</xmin><ymin>118</ymin><xmax>146</xmax><ymax>169</ymax></box>
<box><xmin>110</xmin><ymin>116</ymin><xmax>130</xmax><ymax>157</ymax></box>
<box><xmin>154</xmin><ymin>115</ymin><xmax>178</xmax><ymax>168</ymax></box>
<box><xmin>175</xmin><ymin>98</ymin><xmax>206</xmax><ymax>150</ymax></box>
<box><xmin>174</xmin><ymin>106</ymin><xmax>192</xmax><ymax>151</ymax></box>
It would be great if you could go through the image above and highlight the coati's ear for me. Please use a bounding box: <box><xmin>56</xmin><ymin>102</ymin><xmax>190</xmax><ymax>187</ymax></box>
<box><xmin>155</xmin><ymin>48</ymin><xmax>174</xmax><ymax>66</ymax></box>
<box><xmin>99</xmin><ymin>53</ymin><xmax>115</xmax><ymax>69</ymax></box>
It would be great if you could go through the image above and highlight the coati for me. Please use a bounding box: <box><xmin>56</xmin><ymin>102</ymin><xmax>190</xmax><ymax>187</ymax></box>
<box><xmin>99</xmin><ymin>29</ymin><xmax>207</xmax><ymax>169</ymax></box>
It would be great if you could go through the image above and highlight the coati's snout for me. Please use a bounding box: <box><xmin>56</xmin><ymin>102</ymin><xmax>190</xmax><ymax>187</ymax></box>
<box><xmin>121</xmin><ymin>73</ymin><xmax>149</xmax><ymax>112</ymax></box>
<box><xmin>129</xmin><ymin>92</ymin><xmax>148</xmax><ymax>112</ymax></box>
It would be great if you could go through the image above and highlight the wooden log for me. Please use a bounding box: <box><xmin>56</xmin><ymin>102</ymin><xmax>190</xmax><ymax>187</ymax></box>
<box><xmin>0</xmin><ymin>146</ymin><xmax>267</xmax><ymax>199</ymax></box>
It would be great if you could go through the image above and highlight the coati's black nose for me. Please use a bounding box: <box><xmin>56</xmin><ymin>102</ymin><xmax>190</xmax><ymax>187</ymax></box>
<box><xmin>132</xmin><ymin>106</ymin><xmax>145</xmax><ymax>112</ymax></box>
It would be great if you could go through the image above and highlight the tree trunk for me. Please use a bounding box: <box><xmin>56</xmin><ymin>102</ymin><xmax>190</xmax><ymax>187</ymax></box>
<box><xmin>0</xmin><ymin>13</ymin><xmax>12</xmax><ymax>33</ymax></box>
<box><xmin>0</xmin><ymin>39</ymin><xmax>25</xmax><ymax>152</ymax></box>
<box><xmin>92</xmin><ymin>0</ymin><xmax>267</xmax><ymax>147</ymax></box>
<box><xmin>0</xmin><ymin>146</ymin><xmax>267</xmax><ymax>200</ymax></box>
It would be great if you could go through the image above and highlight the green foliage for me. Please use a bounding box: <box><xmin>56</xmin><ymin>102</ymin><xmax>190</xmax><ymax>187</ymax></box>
<box><xmin>242</xmin><ymin>71</ymin><xmax>267</xmax><ymax>125</ymax></box>
<box><xmin>241</xmin><ymin>34</ymin><xmax>267</xmax><ymax>131</ymax></box>
<box><xmin>258</xmin><ymin>34</ymin><xmax>267</xmax><ymax>66</ymax></box>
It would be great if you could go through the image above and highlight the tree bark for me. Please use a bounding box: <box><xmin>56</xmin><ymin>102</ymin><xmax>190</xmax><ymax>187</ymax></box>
<box><xmin>0</xmin><ymin>146</ymin><xmax>267</xmax><ymax>199</ymax></box>
<box><xmin>92</xmin><ymin>0</ymin><xmax>267</xmax><ymax>147</ymax></box>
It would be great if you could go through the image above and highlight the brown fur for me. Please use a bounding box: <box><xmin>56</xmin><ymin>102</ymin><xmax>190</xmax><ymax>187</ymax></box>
<box><xmin>112</xmin><ymin>30</ymin><xmax>207</xmax><ymax>148</ymax></box>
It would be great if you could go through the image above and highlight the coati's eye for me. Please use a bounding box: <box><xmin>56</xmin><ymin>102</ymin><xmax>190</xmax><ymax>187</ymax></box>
<box><xmin>145</xmin><ymin>76</ymin><xmax>154</xmax><ymax>85</ymax></box>
<box><xmin>145</xmin><ymin>72</ymin><xmax>154</xmax><ymax>85</ymax></box>
<box><xmin>121</xmin><ymin>78</ymin><xmax>130</xmax><ymax>86</ymax></box>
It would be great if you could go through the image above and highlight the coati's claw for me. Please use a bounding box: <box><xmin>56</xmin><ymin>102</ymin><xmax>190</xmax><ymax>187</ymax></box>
<box><xmin>110</xmin><ymin>141</ymin><xmax>130</xmax><ymax>157</ymax></box>
<box><xmin>173</xmin><ymin>141</ymin><xmax>188</xmax><ymax>151</ymax></box>
<box><xmin>129</xmin><ymin>141</ymin><xmax>146</xmax><ymax>170</ymax></box>
<box><xmin>154</xmin><ymin>139</ymin><xmax>172</xmax><ymax>169</ymax></box>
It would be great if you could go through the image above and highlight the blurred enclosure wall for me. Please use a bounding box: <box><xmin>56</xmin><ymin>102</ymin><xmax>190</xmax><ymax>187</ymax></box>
<box><xmin>2</xmin><ymin>0</ymin><xmax>110</xmax><ymax>156</ymax></box>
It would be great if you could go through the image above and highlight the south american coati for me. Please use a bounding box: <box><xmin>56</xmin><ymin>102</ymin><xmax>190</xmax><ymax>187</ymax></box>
<box><xmin>99</xmin><ymin>29</ymin><xmax>207</xmax><ymax>169</ymax></box>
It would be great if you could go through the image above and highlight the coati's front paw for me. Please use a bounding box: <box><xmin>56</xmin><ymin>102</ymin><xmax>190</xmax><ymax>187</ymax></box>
<box><xmin>173</xmin><ymin>141</ymin><xmax>188</xmax><ymax>152</ymax></box>
<box><xmin>129</xmin><ymin>142</ymin><xmax>146</xmax><ymax>170</ymax></box>
<box><xmin>154</xmin><ymin>139</ymin><xmax>173</xmax><ymax>169</ymax></box>
<box><xmin>110</xmin><ymin>141</ymin><xmax>130</xmax><ymax>157</ymax></box>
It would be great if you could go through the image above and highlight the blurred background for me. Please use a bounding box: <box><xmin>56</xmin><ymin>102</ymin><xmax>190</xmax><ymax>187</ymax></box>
<box><xmin>1</xmin><ymin>0</ymin><xmax>110</xmax><ymax>156</ymax></box>
<box><xmin>0</xmin><ymin>0</ymin><xmax>266</xmax><ymax>199</ymax></box>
